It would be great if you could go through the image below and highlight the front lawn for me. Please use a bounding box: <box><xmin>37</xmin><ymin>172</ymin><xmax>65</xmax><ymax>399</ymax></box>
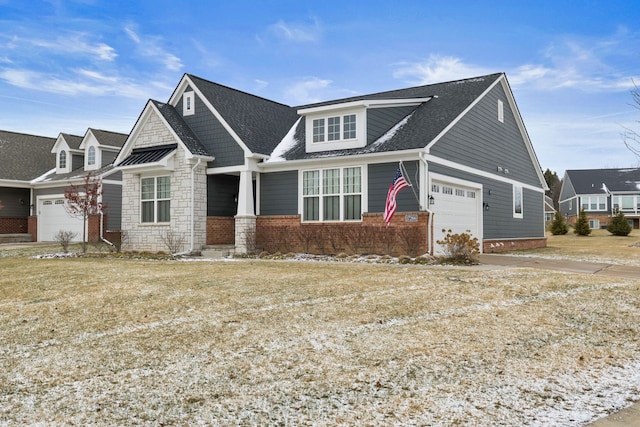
<box><xmin>1</xmin><ymin>254</ymin><xmax>639</xmax><ymax>425</ymax></box>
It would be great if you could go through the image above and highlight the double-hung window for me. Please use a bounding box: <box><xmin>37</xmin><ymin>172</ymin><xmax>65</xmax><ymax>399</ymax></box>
<box><xmin>141</xmin><ymin>176</ymin><xmax>171</xmax><ymax>223</ymax></box>
<box><xmin>303</xmin><ymin>166</ymin><xmax>362</xmax><ymax>221</ymax></box>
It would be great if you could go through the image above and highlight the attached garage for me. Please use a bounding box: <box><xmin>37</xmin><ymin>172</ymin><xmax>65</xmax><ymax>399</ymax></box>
<box><xmin>38</xmin><ymin>197</ymin><xmax>85</xmax><ymax>242</ymax></box>
<box><xmin>430</xmin><ymin>176</ymin><xmax>482</xmax><ymax>254</ymax></box>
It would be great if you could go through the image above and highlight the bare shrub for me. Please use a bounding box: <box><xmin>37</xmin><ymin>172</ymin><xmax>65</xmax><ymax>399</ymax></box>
<box><xmin>360</xmin><ymin>226</ymin><xmax>379</xmax><ymax>255</ymax></box>
<box><xmin>297</xmin><ymin>226</ymin><xmax>317</xmax><ymax>254</ymax></box>
<box><xmin>259</xmin><ymin>225</ymin><xmax>282</xmax><ymax>253</ymax></box>
<box><xmin>344</xmin><ymin>225</ymin><xmax>366</xmax><ymax>255</ymax></box>
<box><xmin>436</xmin><ymin>229</ymin><xmax>480</xmax><ymax>264</ymax></box>
<box><xmin>54</xmin><ymin>230</ymin><xmax>77</xmax><ymax>253</ymax></box>
<box><xmin>241</xmin><ymin>226</ymin><xmax>258</xmax><ymax>254</ymax></box>
<box><xmin>378</xmin><ymin>226</ymin><xmax>396</xmax><ymax>255</ymax></box>
<box><xmin>160</xmin><ymin>230</ymin><xmax>186</xmax><ymax>254</ymax></box>
<box><xmin>396</xmin><ymin>227</ymin><xmax>424</xmax><ymax>257</ymax></box>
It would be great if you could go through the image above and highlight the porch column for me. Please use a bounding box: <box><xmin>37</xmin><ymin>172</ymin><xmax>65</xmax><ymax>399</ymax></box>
<box><xmin>235</xmin><ymin>169</ymin><xmax>256</xmax><ymax>254</ymax></box>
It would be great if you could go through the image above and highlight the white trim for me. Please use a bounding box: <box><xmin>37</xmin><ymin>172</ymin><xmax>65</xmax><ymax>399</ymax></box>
<box><xmin>424</xmin><ymin>153</ymin><xmax>545</xmax><ymax>193</ymax></box>
<box><xmin>183</xmin><ymin>91</ymin><xmax>195</xmax><ymax>116</ymax></box>
<box><xmin>297</xmin><ymin>97</ymin><xmax>432</xmax><ymax>114</ymax></box>
<box><xmin>513</xmin><ymin>184</ymin><xmax>524</xmax><ymax>219</ymax></box>
<box><xmin>498</xmin><ymin>99</ymin><xmax>504</xmax><ymax>123</ymax></box>
<box><xmin>0</xmin><ymin>179</ymin><xmax>32</xmax><ymax>188</ymax></box>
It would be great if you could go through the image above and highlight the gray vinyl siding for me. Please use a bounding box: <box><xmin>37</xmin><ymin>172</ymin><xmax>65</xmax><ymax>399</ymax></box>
<box><xmin>429</xmin><ymin>163</ymin><xmax>544</xmax><ymax>239</ymax></box>
<box><xmin>179</xmin><ymin>93</ymin><xmax>244</xmax><ymax>168</ymax></box>
<box><xmin>72</xmin><ymin>154</ymin><xmax>84</xmax><ymax>171</ymax></box>
<box><xmin>558</xmin><ymin>176</ymin><xmax>578</xmax><ymax>216</ymax></box>
<box><xmin>34</xmin><ymin>186</ymin><xmax>68</xmax><ymax>198</ymax></box>
<box><xmin>102</xmin><ymin>183</ymin><xmax>121</xmax><ymax>230</ymax></box>
<box><xmin>430</xmin><ymin>84</ymin><xmax>542</xmax><ymax>189</ymax></box>
<box><xmin>260</xmin><ymin>171</ymin><xmax>298</xmax><ymax>215</ymax></box>
<box><xmin>207</xmin><ymin>174</ymin><xmax>240</xmax><ymax>216</ymax></box>
<box><xmin>102</xmin><ymin>150</ymin><xmax>118</xmax><ymax>167</ymax></box>
<box><xmin>0</xmin><ymin>187</ymin><xmax>30</xmax><ymax>217</ymax></box>
<box><xmin>367</xmin><ymin>106</ymin><xmax>416</xmax><ymax>145</ymax></box>
<box><xmin>368</xmin><ymin>161</ymin><xmax>420</xmax><ymax>213</ymax></box>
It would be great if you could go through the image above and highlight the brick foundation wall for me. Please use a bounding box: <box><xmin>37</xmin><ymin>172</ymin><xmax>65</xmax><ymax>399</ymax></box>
<box><xmin>255</xmin><ymin>212</ymin><xmax>431</xmax><ymax>257</ymax></box>
<box><xmin>0</xmin><ymin>217</ymin><xmax>28</xmax><ymax>234</ymax></box>
<box><xmin>207</xmin><ymin>216</ymin><xmax>235</xmax><ymax>245</ymax></box>
<box><xmin>483</xmin><ymin>237</ymin><xmax>547</xmax><ymax>253</ymax></box>
<box><xmin>566</xmin><ymin>213</ymin><xmax>611</xmax><ymax>229</ymax></box>
<box><xmin>28</xmin><ymin>216</ymin><xmax>37</xmax><ymax>241</ymax></box>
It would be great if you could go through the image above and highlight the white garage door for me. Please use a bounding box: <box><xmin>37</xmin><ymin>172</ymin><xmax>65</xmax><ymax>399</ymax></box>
<box><xmin>38</xmin><ymin>198</ymin><xmax>85</xmax><ymax>242</ymax></box>
<box><xmin>431</xmin><ymin>179</ymin><xmax>481</xmax><ymax>254</ymax></box>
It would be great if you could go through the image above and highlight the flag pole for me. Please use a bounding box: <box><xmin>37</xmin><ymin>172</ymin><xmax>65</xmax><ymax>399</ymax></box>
<box><xmin>399</xmin><ymin>161</ymin><xmax>421</xmax><ymax>208</ymax></box>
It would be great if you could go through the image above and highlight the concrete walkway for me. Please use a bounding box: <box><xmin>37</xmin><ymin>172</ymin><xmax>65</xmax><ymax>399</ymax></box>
<box><xmin>480</xmin><ymin>254</ymin><xmax>640</xmax><ymax>427</ymax></box>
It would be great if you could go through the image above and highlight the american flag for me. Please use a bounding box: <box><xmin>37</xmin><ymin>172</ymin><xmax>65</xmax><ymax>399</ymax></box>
<box><xmin>383</xmin><ymin>165</ymin><xmax>409</xmax><ymax>225</ymax></box>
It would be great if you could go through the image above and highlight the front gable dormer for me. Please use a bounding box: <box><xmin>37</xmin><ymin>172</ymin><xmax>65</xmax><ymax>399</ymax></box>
<box><xmin>51</xmin><ymin>133</ymin><xmax>83</xmax><ymax>174</ymax></box>
<box><xmin>298</xmin><ymin>98</ymin><xmax>432</xmax><ymax>155</ymax></box>
<box><xmin>80</xmin><ymin>131</ymin><xmax>101</xmax><ymax>171</ymax></box>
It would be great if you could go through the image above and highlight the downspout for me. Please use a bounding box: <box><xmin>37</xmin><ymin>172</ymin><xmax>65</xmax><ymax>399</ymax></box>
<box><xmin>99</xmin><ymin>211</ymin><xmax>114</xmax><ymax>247</ymax></box>
<box><xmin>419</xmin><ymin>152</ymin><xmax>435</xmax><ymax>256</ymax></box>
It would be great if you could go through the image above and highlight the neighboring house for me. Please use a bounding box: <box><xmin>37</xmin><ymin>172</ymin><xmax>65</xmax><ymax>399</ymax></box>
<box><xmin>31</xmin><ymin>129</ymin><xmax>128</xmax><ymax>242</ymax></box>
<box><xmin>559</xmin><ymin>168</ymin><xmax>640</xmax><ymax>230</ymax></box>
<box><xmin>0</xmin><ymin>130</ymin><xmax>56</xmax><ymax>235</ymax></box>
<box><xmin>115</xmin><ymin>72</ymin><xmax>548</xmax><ymax>255</ymax></box>
<box><xmin>545</xmin><ymin>195</ymin><xmax>556</xmax><ymax>223</ymax></box>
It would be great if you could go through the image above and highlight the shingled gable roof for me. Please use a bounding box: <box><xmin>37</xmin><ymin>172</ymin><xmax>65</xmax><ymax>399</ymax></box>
<box><xmin>565</xmin><ymin>168</ymin><xmax>640</xmax><ymax>194</ymax></box>
<box><xmin>151</xmin><ymin>100</ymin><xmax>210</xmax><ymax>157</ymax></box>
<box><xmin>0</xmin><ymin>130</ymin><xmax>56</xmax><ymax>182</ymax></box>
<box><xmin>85</xmin><ymin>128</ymin><xmax>128</xmax><ymax>148</ymax></box>
<box><xmin>186</xmin><ymin>74</ymin><xmax>300</xmax><ymax>156</ymax></box>
<box><xmin>59</xmin><ymin>133</ymin><xmax>84</xmax><ymax>150</ymax></box>
<box><xmin>271</xmin><ymin>73</ymin><xmax>504</xmax><ymax>161</ymax></box>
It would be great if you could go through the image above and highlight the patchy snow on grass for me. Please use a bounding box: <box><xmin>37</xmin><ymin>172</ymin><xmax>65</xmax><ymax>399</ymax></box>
<box><xmin>1</xmin><ymin>256</ymin><xmax>639</xmax><ymax>425</ymax></box>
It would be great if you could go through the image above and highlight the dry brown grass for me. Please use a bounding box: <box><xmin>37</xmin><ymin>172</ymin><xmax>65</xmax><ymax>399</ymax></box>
<box><xmin>1</xmin><ymin>252</ymin><xmax>639</xmax><ymax>425</ymax></box>
<box><xmin>515</xmin><ymin>229</ymin><xmax>640</xmax><ymax>265</ymax></box>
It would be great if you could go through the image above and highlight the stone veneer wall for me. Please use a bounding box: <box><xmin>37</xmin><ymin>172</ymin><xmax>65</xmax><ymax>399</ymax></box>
<box><xmin>121</xmin><ymin>110</ymin><xmax>208</xmax><ymax>253</ymax></box>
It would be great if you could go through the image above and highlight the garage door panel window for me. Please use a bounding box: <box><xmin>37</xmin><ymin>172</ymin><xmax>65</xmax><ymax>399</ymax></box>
<box><xmin>141</xmin><ymin>176</ymin><xmax>171</xmax><ymax>223</ymax></box>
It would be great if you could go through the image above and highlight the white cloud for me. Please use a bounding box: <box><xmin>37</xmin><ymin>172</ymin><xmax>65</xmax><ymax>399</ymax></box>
<box><xmin>392</xmin><ymin>55</ymin><xmax>492</xmax><ymax>85</ymax></box>
<box><xmin>124</xmin><ymin>25</ymin><xmax>183</xmax><ymax>72</ymax></box>
<box><xmin>269</xmin><ymin>18</ymin><xmax>321</xmax><ymax>43</ymax></box>
<box><xmin>283</xmin><ymin>77</ymin><xmax>333</xmax><ymax>105</ymax></box>
<box><xmin>6</xmin><ymin>33</ymin><xmax>117</xmax><ymax>62</ymax></box>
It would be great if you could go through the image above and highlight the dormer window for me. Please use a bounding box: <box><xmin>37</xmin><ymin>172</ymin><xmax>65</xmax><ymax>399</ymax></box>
<box><xmin>312</xmin><ymin>114</ymin><xmax>357</xmax><ymax>143</ymax></box>
<box><xmin>59</xmin><ymin>150</ymin><xmax>67</xmax><ymax>169</ymax></box>
<box><xmin>183</xmin><ymin>91</ymin><xmax>195</xmax><ymax>116</ymax></box>
<box><xmin>87</xmin><ymin>146</ymin><xmax>96</xmax><ymax>166</ymax></box>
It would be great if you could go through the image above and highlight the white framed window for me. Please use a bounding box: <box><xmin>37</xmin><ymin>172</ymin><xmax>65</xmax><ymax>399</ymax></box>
<box><xmin>87</xmin><ymin>146</ymin><xmax>96</xmax><ymax>166</ymax></box>
<box><xmin>498</xmin><ymin>100</ymin><xmax>504</xmax><ymax>123</ymax></box>
<box><xmin>581</xmin><ymin>196</ymin><xmax>607</xmax><ymax>212</ymax></box>
<box><xmin>455</xmin><ymin>188</ymin><xmax>465</xmax><ymax>197</ymax></box>
<box><xmin>589</xmin><ymin>219</ymin><xmax>600</xmax><ymax>229</ymax></box>
<box><xmin>183</xmin><ymin>91</ymin><xmax>195</xmax><ymax>116</ymax></box>
<box><xmin>312</xmin><ymin>114</ymin><xmax>357</xmax><ymax>143</ymax></box>
<box><xmin>141</xmin><ymin>176</ymin><xmax>171</xmax><ymax>223</ymax></box>
<box><xmin>613</xmin><ymin>195</ymin><xmax>637</xmax><ymax>212</ymax></box>
<box><xmin>431</xmin><ymin>184</ymin><xmax>440</xmax><ymax>193</ymax></box>
<box><xmin>59</xmin><ymin>150</ymin><xmax>67</xmax><ymax>169</ymax></box>
<box><xmin>513</xmin><ymin>185</ymin><xmax>523</xmax><ymax>218</ymax></box>
<box><xmin>442</xmin><ymin>186</ymin><xmax>453</xmax><ymax>195</ymax></box>
<box><xmin>302</xmin><ymin>166</ymin><xmax>362</xmax><ymax>222</ymax></box>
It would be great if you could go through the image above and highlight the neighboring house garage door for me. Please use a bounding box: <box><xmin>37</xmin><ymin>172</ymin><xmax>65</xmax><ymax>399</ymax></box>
<box><xmin>430</xmin><ymin>178</ymin><xmax>481</xmax><ymax>254</ymax></box>
<box><xmin>38</xmin><ymin>198</ymin><xmax>84</xmax><ymax>242</ymax></box>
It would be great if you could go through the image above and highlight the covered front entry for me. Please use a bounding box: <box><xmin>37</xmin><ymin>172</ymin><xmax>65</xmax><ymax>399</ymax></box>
<box><xmin>430</xmin><ymin>176</ymin><xmax>482</xmax><ymax>254</ymax></box>
<box><xmin>37</xmin><ymin>197</ymin><xmax>84</xmax><ymax>242</ymax></box>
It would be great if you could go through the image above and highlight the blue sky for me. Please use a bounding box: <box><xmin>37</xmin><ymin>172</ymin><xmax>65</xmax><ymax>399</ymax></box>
<box><xmin>0</xmin><ymin>0</ymin><xmax>639</xmax><ymax>174</ymax></box>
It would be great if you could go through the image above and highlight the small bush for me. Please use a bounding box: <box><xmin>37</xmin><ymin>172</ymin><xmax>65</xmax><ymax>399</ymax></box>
<box><xmin>607</xmin><ymin>210</ymin><xmax>632</xmax><ymax>236</ymax></box>
<box><xmin>549</xmin><ymin>211</ymin><xmax>569</xmax><ymax>235</ymax></box>
<box><xmin>436</xmin><ymin>229</ymin><xmax>480</xmax><ymax>264</ymax></box>
<box><xmin>54</xmin><ymin>230</ymin><xmax>77</xmax><ymax>253</ymax></box>
<box><xmin>574</xmin><ymin>208</ymin><xmax>591</xmax><ymax>236</ymax></box>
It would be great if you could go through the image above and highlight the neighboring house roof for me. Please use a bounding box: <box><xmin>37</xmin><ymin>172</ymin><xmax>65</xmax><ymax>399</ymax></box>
<box><xmin>0</xmin><ymin>130</ymin><xmax>56</xmax><ymax>181</ymax></box>
<box><xmin>60</xmin><ymin>133</ymin><xmax>84</xmax><ymax>150</ymax></box>
<box><xmin>565</xmin><ymin>168</ymin><xmax>640</xmax><ymax>194</ymax></box>
<box><xmin>276</xmin><ymin>73</ymin><xmax>503</xmax><ymax>161</ymax></box>
<box><xmin>88</xmin><ymin>128</ymin><xmax>128</xmax><ymax>148</ymax></box>
<box><xmin>545</xmin><ymin>195</ymin><xmax>556</xmax><ymax>213</ymax></box>
<box><xmin>187</xmin><ymin>74</ymin><xmax>300</xmax><ymax>156</ymax></box>
<box><xmin>33</xmin><ymin>163</ymin><xmax>118</xmax><ymax>184</ymax></box>
<box><xmin>118</xmin><ymin>144</ymin><xmax>178</xmax><ymax>167</ymax></box>
<box><xmin>151</xmin><ymin>100</ymin><xmax>210</xmax><ymax>157</ymax></box>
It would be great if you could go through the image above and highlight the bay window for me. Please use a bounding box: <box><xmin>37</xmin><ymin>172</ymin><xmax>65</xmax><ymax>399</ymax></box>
<box><xmin>141</xmin><ymin>176</ymin><xmax>171</xmax><ymax>223</ymax></box>
<box><xmin>303</xmin><ymin>166</ymin><xmax>362</xmax><ymax>221</ymax></box>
